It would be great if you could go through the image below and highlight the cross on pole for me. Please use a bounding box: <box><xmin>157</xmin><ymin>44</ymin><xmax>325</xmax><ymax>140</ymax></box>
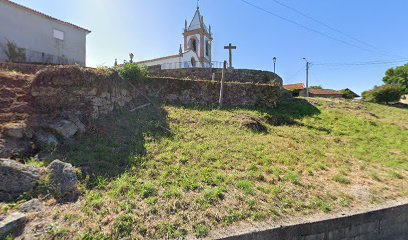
<box><xmin>224</xmin><ymin>43</ymin><xmax>237</xmax><ymax>69</ymax></box>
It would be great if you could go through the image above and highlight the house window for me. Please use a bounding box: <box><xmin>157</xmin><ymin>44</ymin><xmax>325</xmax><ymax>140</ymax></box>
<box><xmin>53</xmin><ymin>29</ymin><xmax>64</xmax><ymax>41</ymax></box>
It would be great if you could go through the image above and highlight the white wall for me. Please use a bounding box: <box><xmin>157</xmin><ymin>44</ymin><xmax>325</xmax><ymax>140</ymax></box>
<box><xmin>139</xmin><ymin>51</ymin><xmax>203</xmax><ymax>69</ymax></box>
<box><xmin>0</xmin><ymin>1</ymin><xmax>88</xmax><ymax>65</ymax></box>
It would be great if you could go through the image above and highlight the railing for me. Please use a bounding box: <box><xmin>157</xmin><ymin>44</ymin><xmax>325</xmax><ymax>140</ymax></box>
<box><xmin>1</xmin><ymin>47</ymin><xmax>83</xmax><ymax>65</ymax></box>
<box><xmin>160</xmin><ymin>61</ymin><xmax>227</xmax><ymax>70</ymax></box>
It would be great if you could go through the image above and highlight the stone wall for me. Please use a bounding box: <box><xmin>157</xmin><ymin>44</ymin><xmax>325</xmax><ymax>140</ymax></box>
<box><xmin>30</xmin><ymin>66</ymin><xmax>134</xmax><ymax>122</ymax></box>
<box><xmin>135</xmin><ymin>77</ymin><xmax>284</xmax><ymax>108</ymax></box>
<box><xmin>0</xmin><ymin>62</ymin><xmax>52</xmax><ymax>74</ymax></box>
<box><xmin>219</xmin><ymin>201</ymin><xmax>408</xmax><ymax>240</ymax></box>
<box><xmin>147</xmin><ymin>66</ymin><xmax>283</xmax><ymax>86</ymax></box>
<box><xmin>30</xmin><ymin>67</ymin><xmax>286</xmax><ymax>122</ymax></box>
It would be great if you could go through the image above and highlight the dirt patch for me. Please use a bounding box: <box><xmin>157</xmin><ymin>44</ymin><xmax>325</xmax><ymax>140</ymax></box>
<box><xmin>236</xmin><ymin>115</ymin><xmax>268</xmax><ymax>133</ymax></box>
<box><xmin>266</xmin><ymin>114</ymin><xmax>298</xmax><ymax>126</ymax></box>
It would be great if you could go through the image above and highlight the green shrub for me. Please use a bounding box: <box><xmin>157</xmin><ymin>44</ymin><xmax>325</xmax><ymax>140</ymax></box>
<box><xmin>112</xmin><ymin>214</ymin><xmax>134</xmax><ymax>239</ymax></box>
<box><xmin>236</xmin><ymin>180</ymin><xmax>254</xmax><ymax>194</ymax></box>
<box><xmin>193</xmin><ymin>223</ymin><xmax>209</xmax><ymax>238</ymax></box>
<box><xmin>332</xmin><ymin>174</ymin><xmax>351</xmax><ymax>184</ymax></box>
<box><xmin>362</xmin><ymin>84</ymin><xmax>403</xmax><ymax>104</ymax></box>
<box><xmin>2</xmin><ymin>39</ymin><xmax>26</xmax><ymax>63</ymax></box>
<box><xmin>118</xmin><ymin>63</ymin><xmax>147</xmax><ymax>82</ymax></box>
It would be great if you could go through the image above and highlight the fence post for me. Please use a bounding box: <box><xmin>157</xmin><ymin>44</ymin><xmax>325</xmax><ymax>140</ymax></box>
<box><xmin>219</xmin><ymin>61</ymin><xmax>227</xmax><ymax>108</ymax></box>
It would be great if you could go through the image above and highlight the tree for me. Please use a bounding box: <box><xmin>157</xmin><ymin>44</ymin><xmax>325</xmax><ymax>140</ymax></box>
<box><xmin>383</xmin><ymin>64</ymin><xmax>408</xmax><ymax>94</ymax></box>
<box><xmin>309</xmin><ymin>85</ymin><xmax>322</xmax><ymax>89</ymax></box>
<box><xmin>340</xmin><ymin>89</ymin><xmax>357</xmax><ymax>99</ymax></box>
<box><xmin>362</xmin><ymin>84</ymin><xmax>403</xmax><ymax>104</ymax></box>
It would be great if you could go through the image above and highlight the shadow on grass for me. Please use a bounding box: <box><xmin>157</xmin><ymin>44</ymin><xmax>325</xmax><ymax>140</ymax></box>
<box><xmin>56</xmin><ymin>104</ymin><xmax>171</xmax><ymax>185</ymax></box>
<box><xmin>386</xmin><ymin>102</ymin><xmax>408</xmax><ymax>110</ymax></box>
<box><xmin>55</xmin><ymin>98</ymin><xmax>320</xmax><ymax>186</ymax></box>
<box><xmin>173</xmin><ymin>98</ymin><xmax>321</xmax><ymax>120</ymax></box>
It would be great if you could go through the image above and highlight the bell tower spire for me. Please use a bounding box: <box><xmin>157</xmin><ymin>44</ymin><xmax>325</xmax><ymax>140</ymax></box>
<box><xmin>183</xmin><ymin>4</ymin><xmax>213</xmax><ymax>67</ymax></box>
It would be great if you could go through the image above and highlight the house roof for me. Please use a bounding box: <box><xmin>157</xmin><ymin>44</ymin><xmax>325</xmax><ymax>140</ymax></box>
<box><xmin>187</xmin><ymin>7</ymin><xmax>209</xmax><ymax>33</ymax></box>
<box><xmin>307</xmin><ymin>88</ymin><xmax>343</xmax><ymax>95</ymax></box>
<box><xmin>3</xmin><ymin>0</ymin><xmax>91</xmax><ymax>34</ymax></box>
<box><xmin>283</xmin><ymin>83</ymin><xmax>305</xmax><ymax>91</ymax></box>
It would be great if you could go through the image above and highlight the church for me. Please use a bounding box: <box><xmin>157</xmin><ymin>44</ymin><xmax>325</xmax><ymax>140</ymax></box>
<box><xmin>136</xmin><ymin>6</ymin><xmax>213</xmax><ymax>69</ymax></box>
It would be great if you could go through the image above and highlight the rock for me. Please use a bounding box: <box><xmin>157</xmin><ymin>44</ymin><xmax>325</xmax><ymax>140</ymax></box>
<box><xmin>0</xmin><ymin>212</ymin><xmax>27</xmax><ymax>239</ymax></box>
<box><xmin>18</xmin><ymin>199</ymin><xmax>44</xmax><ymax>213</ymax></box>
<box><xmin>66</xmin><ymin>114</ymin><xmax>86</xmax><ymax>134</ymax></box>
<box><xmin>49</xmin><ymin>120</ymin><xmax>78</xmax><ymax>139</ymax></box>
<box><xmin>47</xmin><ymin>160</ymin><xmax>78</xmax><ymax>200</ymax></box>
<box><xmin>3</xmin><ymin>123</ymin><xmax>26</xmax><ymax>139</ymax></box>
<box><xmin>34</xmin><ymin>130</ymin><xmax>59</xmax><ymax>148</ymax></box>
<box><xmin>0</xmin><ymin>159</ymin><xmax>41</xmax><ymax>202</ymax></box>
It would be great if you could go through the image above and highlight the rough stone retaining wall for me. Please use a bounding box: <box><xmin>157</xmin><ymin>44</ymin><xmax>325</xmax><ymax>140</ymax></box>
<box><xmin>30</xmin><ymin>67</ymin><xmax>286</xmax><ymax>120</ymax></box>
<box><xmin>30</xmin><ymin>66</ymin><xmax>134</xmax><ymax>122</ymax></box>
<box><xmin>147</xmin><ymin>65</ymin><xmax>283</xmax><ymax>86</ymax></box>
<box><xmin>218</xmin><ymin>201</ymin><xmax>408</xmax><ymax>240</ymax></box>
<box><xmin>0</xmin><ymin>62</ymin><xmax>52</xmax><ymax>74</ymax></box>
<box><xmin>135</xmin><ymin>77</ymin><xmax>283</xmax><ymax>108</ymax></box>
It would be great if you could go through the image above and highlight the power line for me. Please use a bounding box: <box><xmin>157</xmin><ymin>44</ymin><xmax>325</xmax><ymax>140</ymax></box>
<box><xmin>270</xmin><ymin>0</ymin><xmax>377</xmax><ymax>50</ymax></box>
<box><xmin>313</xmin><ymin>58</ymin><xmax>408</xmax><ymax>66</ymax></box>
<box><xmin>239</xmin><ymin>0</ymin><xmax>392</xmax><ymax>56</ymax></box>
<box><xmin>270</xmin><ymin>0</ymin><xmax>402</xmax><ymax>58</ymax></box>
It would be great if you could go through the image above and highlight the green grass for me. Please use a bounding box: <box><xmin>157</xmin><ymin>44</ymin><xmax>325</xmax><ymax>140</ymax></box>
<box><xmin>43</xmin><ymin>98</ymin><xmax>408</xmax><ymax>239</ymax></box>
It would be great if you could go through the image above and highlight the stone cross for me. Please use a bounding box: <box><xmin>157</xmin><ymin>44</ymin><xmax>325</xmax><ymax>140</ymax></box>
<box><xmin>224</xmin><ymin>43</ymin><xmax>237</xmax><ymax>69</ymax></box>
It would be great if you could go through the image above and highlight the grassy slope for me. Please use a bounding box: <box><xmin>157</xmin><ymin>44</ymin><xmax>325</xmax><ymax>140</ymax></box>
<box><xmin>26</xmin><ymin>98</ymin><xmax>408</xmax><ymax>238</ymax></box>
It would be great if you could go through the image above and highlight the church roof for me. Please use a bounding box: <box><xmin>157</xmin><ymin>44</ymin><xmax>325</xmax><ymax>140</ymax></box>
<box><xmin>187</xmin><ymin>7</ymin><xmax>208</xmax><ymax>32</ymax></box>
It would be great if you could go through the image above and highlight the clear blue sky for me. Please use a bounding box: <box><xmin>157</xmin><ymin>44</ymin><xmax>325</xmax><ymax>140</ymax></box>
<box><xmin>12</xmin><ymin>0</ymin><xmax>408</xmax><ymax>94</ymax></box>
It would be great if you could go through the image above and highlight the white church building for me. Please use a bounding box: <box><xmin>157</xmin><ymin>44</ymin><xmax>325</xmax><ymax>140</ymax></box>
<box><xmin>137</xmin><ymin>7</ymin><xmax>213</xmax><ymax>69</ymax></box>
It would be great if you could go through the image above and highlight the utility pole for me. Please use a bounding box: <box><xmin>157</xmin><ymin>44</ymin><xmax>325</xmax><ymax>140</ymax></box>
<box><xmin>219</xmin><ymin>61</ymin><xmax>227</xmax><ymax>108</ymax></box>
<box><xmin>303</xmin><ymin>58</ymin><xmax>310</xmax><ymax>97</ymax></box>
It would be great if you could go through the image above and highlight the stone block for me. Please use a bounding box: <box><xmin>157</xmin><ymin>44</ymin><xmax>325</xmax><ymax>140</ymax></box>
<box><xmin>0</xmin><ymin>212</ymin><xmax>26</xmax><ymax>239</ymax></box>
<box><xmin>49</xmin><ymin>120</ymin><xmax>78</xmax><ymax>139</ymax></box>
<box><xmin>0</xmin><ymin>159</ymin><xmax>41</xmax><ymax>201</ymax></box>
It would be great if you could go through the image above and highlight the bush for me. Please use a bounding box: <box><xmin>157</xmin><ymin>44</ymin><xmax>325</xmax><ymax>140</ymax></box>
<box><xmin>362</xmin><ymin>84</ymin><xmax>403</xmax><ymax>104</ymax></box>
<box><xmin>340</xmin><ymin>89</ymin><xmax>356</xmax><ymax>99</ymax></box>
<box><xmin>118</xmin><ymin>63</ymin><xmax>147</xmax><ymax>82</ymax></box>
<box><xmin>2</xmin><ymin>39</ymin><xmax>26</xmax><ymax>63</ymax></box>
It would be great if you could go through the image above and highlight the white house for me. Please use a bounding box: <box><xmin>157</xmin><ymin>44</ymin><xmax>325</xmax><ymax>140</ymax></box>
<box><xmin>0</xmin><ymin>0</ymin><xmax>91</xmax><ymax>66</ymax></box>
<box><xmin>137</xmin><ymin>6</ymin><xmax>213</xmax><ymax>69</ymax></box>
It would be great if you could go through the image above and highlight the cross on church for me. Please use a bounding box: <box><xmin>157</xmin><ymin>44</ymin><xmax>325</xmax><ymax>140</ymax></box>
<box><xmin>224</xmin><ymin>43</ymin><xmax>237</xmax><ymax>69</ymax></box>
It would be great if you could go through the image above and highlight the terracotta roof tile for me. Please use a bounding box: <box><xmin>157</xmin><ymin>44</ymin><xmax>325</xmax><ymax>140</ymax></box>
<box><xmin>283</xmin><ymin>83</ymin><xmax>305</xmax><ymax>90</ymax></box>
<box><xmin>308</xmin><ymin>89</ymin><xmax>342</xmax><ymax>95</ymax></box>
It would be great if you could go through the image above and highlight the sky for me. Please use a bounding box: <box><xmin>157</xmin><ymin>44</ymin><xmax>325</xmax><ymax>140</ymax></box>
<box><xmin>11</xmin><ymin>0</ymin><xmax>408</xmax><ymax>95</ymax></box>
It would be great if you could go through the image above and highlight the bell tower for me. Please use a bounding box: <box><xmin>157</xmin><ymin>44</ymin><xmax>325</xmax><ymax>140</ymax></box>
<box><xmin>183</xmin><ymin>6</ymin><xmax>213</xmax><ymax>67</ymax></box>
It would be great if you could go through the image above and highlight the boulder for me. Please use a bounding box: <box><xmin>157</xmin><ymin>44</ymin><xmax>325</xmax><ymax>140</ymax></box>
<box><xmin>0</xmin><ymin>212</ymin><xmax>27</xmax><ymax>239</ymax></box>
<box><xmin>18</xmin><ymin>199</ymin><xmax>44</xmax><ymax>213</ymax></box>
<box><xmin>0</xmin><ymin>159</ymin><xmax>41</xmax><ymax>202</ymax></box>
<box><xmin>3</xmin><ymin>123</ymin><xmax>25</xmax><ymax>139</ymax></box>
<box><xmin>49</xmin><ymin>120</ymin><xmax>78</xmax><ymax>139</ymax></box>
<box><xmin>47</xmin><ymin>160</ymin><xmax>78</xmax><ymax>200</ymax></box>
<box><xmin>34</xmin><ymin>130</ymin><xmax>59</xmax><ymax>148</ymax></box>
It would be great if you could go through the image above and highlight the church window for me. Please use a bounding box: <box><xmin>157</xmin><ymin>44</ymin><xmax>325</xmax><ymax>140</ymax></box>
<box><xmin>205</xmin><ymin>40</ymin><xmax>210</xmax><ymax>57</ymax></box>
<box><xmin>191</xmin><ymin>57</ymin><xmax>196</xmax><ymax>67</ymax></box>
<box><xmin>190</xmin><ymin>38</ymin><xmax>197</xmax><ymax>52</ymax></box>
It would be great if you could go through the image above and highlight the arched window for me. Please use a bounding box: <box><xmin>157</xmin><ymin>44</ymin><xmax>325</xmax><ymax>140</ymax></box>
<box><xmin>190</xmin><ymin>38</ymin><xmax>197</xmax><ymax>52</ymax></box>
<box><xmin>191</xmin><ymin>57</ymin><xmax>196</xmax><ymax>67</ymax></box>
<box><xmin>205</xmin><ymin>40</ymin><xmax>210</xmax><ymax>57</ymax></box>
